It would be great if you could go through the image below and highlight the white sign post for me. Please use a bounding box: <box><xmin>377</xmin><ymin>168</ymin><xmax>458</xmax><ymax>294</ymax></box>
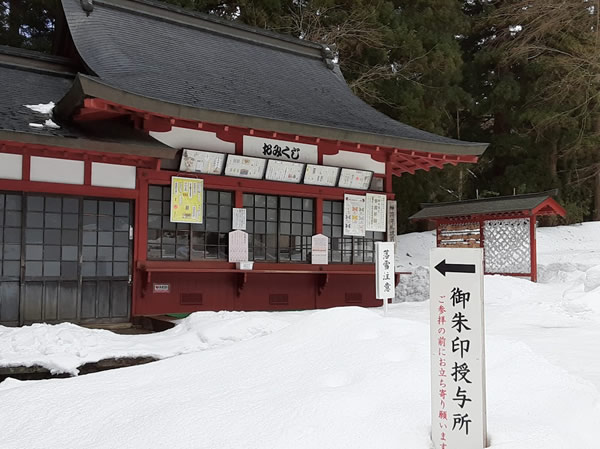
<box><xmin>311</xmin><ymin>234</ymin><xmax>329</xmax><ymax>265</ymax></box>
<box><xmin>375</xmin><ymin>242</ymin><xmax>395</xmax><ymax>315</ymax></box>
<box><xmin>430</xmin><ymin>248</ymin><xmax>487</xmax><ymax>449</ymax></box>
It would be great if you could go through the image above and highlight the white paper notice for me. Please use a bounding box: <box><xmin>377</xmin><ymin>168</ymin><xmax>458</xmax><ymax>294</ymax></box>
<box><xmin>365</xmin><ymin>193</ymin><xmax>387</xmax><ymax>232</ymax></box>
<box><xmin>311</xmin><ymin>234</ymin><xmax>329</xmax><ymax>264</ymax></box>
<box><xmin>387</xmin><ymin>200</ymin><xmax>397</xmax><ymax>242</ymax></box>
<box><xmin>179</xmin><ymin>149</ymin><xmax>226</xmax><ymax>175</ymax></box>
<box><xmin>304</xmin><ymin>164</ymin><xmax>339</xmax><ymax>187</ymax></box>
<box><xmin>224</xmin><ymin>155</ymin><xmax>266</xmax><ymax>179</ymax></box>
<box><xmin>343</xmin><ymin>194</ymin><xmax>366</xmax><ymax>236</ymax></box>
<box><xmin>228</xmin><ymin>230</ymin><xmax>249</xmax><ymax>262</ymax></box>
<box><xmin>232</xmin><ymin>208</ymin><xmax>246</xmax><ymax>230</ymax></box>
<box><xmin>265</xmin><ymin>160</ymin><xmax>304</xmax><ymax>183</ymax></box>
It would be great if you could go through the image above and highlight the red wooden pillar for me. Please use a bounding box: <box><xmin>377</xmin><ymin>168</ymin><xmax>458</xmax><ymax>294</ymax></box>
<box><xmin>530</xmin><ymin>215</ymin><xmax>537</xmax><ymax>282</ymax></box>
<box><xmin>315</xmin><ymin>198</ymin><xmax>323</xmax><ymax>234</ymax></box>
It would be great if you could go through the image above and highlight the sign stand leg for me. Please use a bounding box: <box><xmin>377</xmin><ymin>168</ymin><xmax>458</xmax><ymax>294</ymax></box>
<box><xmin>383</xmin><ymin>297</ymin><xmax>389</xmax><ymax>316</ymax></box>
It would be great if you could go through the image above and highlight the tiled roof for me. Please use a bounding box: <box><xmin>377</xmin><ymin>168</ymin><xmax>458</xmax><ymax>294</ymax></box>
<box><xmin>60</xmin><ymin>0</ymin><xmax>487</xmax><ymax>155</ymax></box>
<box><xmin>0</xmin><ymin>61</ymin><xmax>76</xmax><ymax>138</ymax></box>
<box><xmin>410</xmin><ymin>191</ymin><xmax>563</xmax><ymax>220</ymax></box>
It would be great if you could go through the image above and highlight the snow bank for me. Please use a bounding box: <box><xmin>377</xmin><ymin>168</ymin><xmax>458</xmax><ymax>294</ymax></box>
<box><xmin>0</xmin><ymin>305</ymin><xmax>599</xmax><ymax>449</ymax></box>
<box><xmin>0</xmin><ymin>312</ymin><xmax>292</xmax><ymax>375</ymax></box>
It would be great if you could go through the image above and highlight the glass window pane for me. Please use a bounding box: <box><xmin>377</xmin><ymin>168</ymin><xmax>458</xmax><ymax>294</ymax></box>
<box><xmin>6</xmin><ymin>195</ymin><xmax>21</xmax><ymax>210</ymax></box>
<box><xmin>99</xmin><ymin>201</ymin><xmax>113</xmax><ymax>215</ymax></box>
<box><xmin>243</xmin><ymin>194</ymin><xmax>253</xmax><ymax>207</ymax></box>
<box><xmin>26</xmin><ymin>261</ymin><xmax>42</xmax><ymax>276</ymax></box>
<box><xmin>62</xmin><ymin>246</ymin><xmax>78</xmax><ymax>261</ymax></box>
<box><xmin>43</xmin><ymin>261</ymin><xmax>60</xmax><ymax>277</ymax></box>
<box><xmin>114</xmin><ymin>232</ymin><xmax>129</xmax><ymax>247</ymax></box>
<box><xmin>267</xmin><ymin>196</ymin><xmax>277</xmax><ymax>208</ymax></box>
<box><xmin>63</xmin><ymin>198</ymin><xmax>79</xmax><ymax>213</ymax></box>
<box><xmin>3</xmin><ymin>261</ymin><xmax>19</xmax><ymax>276</ymax></box>
<box><xmin>4</xmin><ymin>227</ymin><xmax>20</xmax><ymax>243</ymax></box>
<box><xmin>148</xmin><ymin>186</ymin><xmax>163</xmax><ymax>200</ymax></box>
<box><xmin>83</xmin><ymin>200</ymin><xmax>97</xmax><ymax>214</ymax></box>
<box><xmin>148</xmin><ymin>215</ymin><xmax>161</xmax><ymax>229</ymax></box>
<box><xmin>5</xmin><ymin>211</ymin><xmax>20</xmax><ymax>227</ymax></box>
<box><xmin>62</xmin><ymin>230</ymin><xmax>79</xmax><ymax>245</ymax></box>
<box><xmin>207</xmin><ymin>191</ymin><xmax>219</xmax><ymax>203</ymax></box>
<box><xmin>303</xmin><ymin>199</ymin><xmax>313</xmax><ymax>211</ymax></box>
<box><xmin>97</xmin><ymin>262</ymin><xmax>112</xmax><ymax>276</ymax></box>
<box><xmin>280</xmin><ymin>196</ymin><xmax>290</xmax><ymax>208</ymax></box>
<box><xmin>26</xmin><ymin>229</ymin><xmax>43</xmax><ymax>244</ymax></box>
<box><xmin>45</xmin><ymin>213</ymin><xmax>61</xmax><ymax>229</ymax></box>
<box><xmin>219</xmin><ymin>192</ymin><xmax>231</xmax><ymax>205</ymax></box>
<box><xmin>83</xmin><ymin>246</ymin><xmax>96</xmax><ymax>261</ymax></box>
<box><xmin>114</xmin><ymin>262</ymin><xmax>129</xmax><ymax>276</ymax></box>
<box><xmin>98</xmin><ymin>216</ymin><xmax>113</xmax><ymax>231</ymax></box>
<box><xmin>115</xmin><ymin>202</ymin><xmax>130</xmax><ymax>217</ymax></box>
<box><xmin>207</xmin><ymin>204</ymin><xmax>218</xmax><ymax>218</ymax></box>
<box><xmin>26</xmin><ymin>212</ymin><xmax>43</xmax><ymax>228</ymax></box>
<box><xmin>83</xmin><ymin>232</ymin><xmax>97</xmax><ymax>246</ymax></box>
<box><xmin>114</xmin><ymin>217</ymin><xmax>129</xmax><ymax>231</ymax></box>
<box><xmin>26</xmin><ymin>245</ymin><xmax>43</xmax><ymax>260</ymax></box>
<box><xmin>98</xmin><ymin>232</ymin><xmax>113</xmax><ymax>246</ymax></box>
<box><xmin>27</xmin><ymin>196</ymin><xmax>44</xmax><ymax>211</ymax></box>
<box><xmin>292</xmin><ymin>198</ymin><xmax>302</xmax><ymax>209</ymax></box>
<box><xmin>62</xmin><ymin>262</ymin><xmax>78</xmax><ymax>278</ymax></box>
<box><xmin>114</xmin><ymin>247</ymin><xmax>129</xmax><ymax>261</ymax></box>
<box><xmin>255</xmin><ymin>195</ymin><xmax>265</xmax><ymax>207</ymax></box>
<box><xmin>63</xmin><ymin>213</ymin><xmax>79</xmax><ymax>229</ymax></box>
<box><xmin>148</xmin><ymin>200</ymin><xmax>162</xmax><ymax>214</ymax></box>
<box><xmin>44</xmin><ymin>245</ymin><xmax>60</xmax><ymax>261</ymax></box>
<box><xmin>82</xmin><ymin>262</ymin><xmax>96</xmax><ymax>277</ymax></box>
<box><xmin>45</xmin><ymin>197</ymin><xmax>61</xmax><ymax>212</ymax></box>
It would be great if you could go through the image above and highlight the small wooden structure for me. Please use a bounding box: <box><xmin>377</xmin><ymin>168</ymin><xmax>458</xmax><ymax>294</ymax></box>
<box><xmin>410</xmin><ymin>191</ymin><xmax>566</xmax><ymax>282</ymax></box>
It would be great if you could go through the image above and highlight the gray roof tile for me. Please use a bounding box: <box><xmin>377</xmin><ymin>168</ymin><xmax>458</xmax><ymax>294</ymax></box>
<box><xmin>410</xmin><ymin>191</ymin><xmax>561</xmax><ymax>220</ymax></box>
<box><xmin>61</xmin><ymin>0</ymin><xmax>485</xmax><ymax>153</ymax></box>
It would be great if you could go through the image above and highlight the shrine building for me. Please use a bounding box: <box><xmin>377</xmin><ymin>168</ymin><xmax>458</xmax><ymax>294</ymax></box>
<box><xmin>0</xmin><ymin>0</ymin><xmax>487</xmax><ymax>326</ymax></box>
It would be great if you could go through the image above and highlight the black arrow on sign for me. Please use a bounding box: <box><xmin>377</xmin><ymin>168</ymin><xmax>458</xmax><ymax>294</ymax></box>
<box><xmin>434</xmin><ymin>259</ymin><xmax>476</xmax><ymax>276</ymax></box>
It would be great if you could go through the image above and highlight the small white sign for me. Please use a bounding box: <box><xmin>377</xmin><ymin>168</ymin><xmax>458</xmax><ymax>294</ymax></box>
<box><xmin>153</xmin><ymin>283</ymin><xmax>170</xmax><ymax>294</ymax></box>
<box><xmin>430</xmin><ymin>248</ymin><xmax>487</xmax><ymax>449</ymax></box>
<box><xmin>343</xmin><ymin>194</ymin><xmax>366</xmax><ymax>236</ymax></box>
<box><xmin>375</xmin><ymin>242</ymin><xmax>395</xmax><ymax>300</ymax></box>
<box><xmin>366</xmin><ymin>193</ymin><xmax>387</xmax><ymax>232</ymax></box>
<box><xmin>232</xmin><ymin>208</ymin><xmax>246</xmax><ymax>230</ymax></box>
<box><xmin>243</xmin><ymin>135</ymin><xmax>318</xmax><ymax>164</ymax></box>
<box><xmin>387</xmin><ymin>200</ymin><xmax>397</xmax><ymax>243</ymax></box>
<box><xmin>265</xmin><ymin>159</ymin><xmax>305</xmax><ymax>183</ymax></box>
<box><xmin>311</xmin><ymin>234</ymin><xmax>329</xmax><ymax>265</ymax></box>
<box><xmin>179</xmin><ymin>149</ymin><xmax>226</xmax><ymax>175</ymax></box>
<box><xmin>303</xmin><ymin>164</ymin><xmax>339</xmax><ymax>187</ymax></box>
<box><xmin>338</xmin><ymin>168</ymin><xmax>372</xmax><ymax>190</ymax></box>
<box><xmin>224</xmin><ymin>155</ymin><xmax>266</xmax><ymax>179</ymax></box>
<box><xmin>228</xmin><ymin>230</ymin><xmax>249</xmax><ymax>263</ymax></box>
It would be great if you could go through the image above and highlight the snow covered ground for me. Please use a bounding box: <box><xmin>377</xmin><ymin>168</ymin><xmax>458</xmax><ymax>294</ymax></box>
<box><xmin>1</xmin><ymin>223</ymin><xmax>600</xmax><ymax>448</ymax></box>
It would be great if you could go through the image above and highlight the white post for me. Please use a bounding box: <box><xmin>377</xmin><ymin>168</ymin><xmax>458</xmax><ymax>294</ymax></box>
<box><xmin>430</xmin><ymin>248</ymin><xmax>487</xmax><ymax>449</ymax></box>
<box><xmin>376</xmin><ymin>242</ymin><xmax>395</xmax><ymax>316</ymax></box>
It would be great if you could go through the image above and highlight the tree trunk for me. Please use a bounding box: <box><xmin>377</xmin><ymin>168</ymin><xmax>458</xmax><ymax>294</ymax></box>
<box><xmin>594</xmin><ymin>170</ymin><xmax>600</xmax><ymax>221</ymax></box>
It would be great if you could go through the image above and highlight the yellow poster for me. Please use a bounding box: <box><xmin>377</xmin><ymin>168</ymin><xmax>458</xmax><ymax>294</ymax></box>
<box><xmin>170</xmin><ymin>176</ymin><xmax>203</xmax><ymax>223</ymax></box>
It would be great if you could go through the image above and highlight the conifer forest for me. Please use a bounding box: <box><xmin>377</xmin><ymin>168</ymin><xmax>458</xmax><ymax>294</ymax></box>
<box><xmin>3</xmin><ymin>0</ymin><xmax>599</xmax><ymax>230</ymax></box>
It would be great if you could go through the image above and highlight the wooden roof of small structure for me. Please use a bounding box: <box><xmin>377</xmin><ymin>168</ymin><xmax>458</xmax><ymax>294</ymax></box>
<box><xmin>410</xmin><ymin>190</ymin><xmax>567</xmax><ymax>221</ymax></box>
